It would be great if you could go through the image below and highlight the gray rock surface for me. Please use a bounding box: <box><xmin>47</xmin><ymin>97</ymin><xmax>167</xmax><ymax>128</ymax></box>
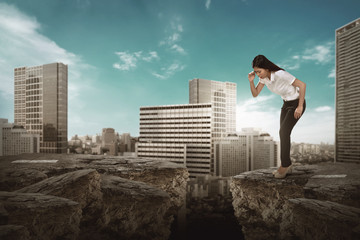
<box><xmin>0</xmin><ymin>191</ymin><xmax>82</xmax><ymax>240</ymax></box>
<box><xmin>281</xmin><ymin>198</ymin><xmax>360</xmax><ymax>240</ymax></box>
<box><xmin>0</xmin><ymin>203</ymin><xmax>8</xmax><ymax>225</ymax></box>
<box><xmin>303</xmin><ymin>163</ymin><xmax>360</xmax><ymax>208</ymax></box>
<box><xmin>16</xmin><ymin>169</ymin><xmax>103</xmax><ymax>224</ymax></box>
<box><xmin>0</xmin><ymin>154</ymin><xmax>189</xmax><ymax>240</ymax></box>
<box><xmin>0</xmin><ymin>225</ymin><xmax>30</xmax><ymax>240</ymax></box>
<box><xmin>85</xmin><ymin>157</ymin><xmax>189</xmax><ymax>210</ymax></box>
<box><xmin>0</xmin><ymin>154</ymin><xmax>189</xmax><ymax>209</ymax></box>
<box><xmin>230</xmin><ymin>162</ymin><xmax>360</xmax><ymax>240</ymax></box>
<box><xmin>97</xmin><ymin>174</ymin><xmax>173</xmax><ymax>240</ymax></box>
<box><xmin>0</xmin><ymin>168</ymin><xmax>47</xmax><ymax>191</ymax></box>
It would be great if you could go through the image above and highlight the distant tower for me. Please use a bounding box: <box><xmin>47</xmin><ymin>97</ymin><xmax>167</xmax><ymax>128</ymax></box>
<box><xmin>335</xmin><ymin>18</ymin><xmax>360</xmax><ymax>162</ymax></box>
<box><xmin>102</xmin><ymin>128</ymin><xmax>117</xmax><ymax>155</ymax></box>
<box><xmin>214</xmin><ymin>128</ymin><xmax>278</xmax><ymax>177</ymax></box>
<box><xmin>189</xmin><ymin>79</ymin><xmax>237</xmax><ymax>136</ymax></box>
<box><xmin>14</xmin><ymin>63</ymin><xmax>68</xmax><ymax>153</ymax></box>
<box><xmin>121</xmin><ymin>133</ymin><xmax>131</xmax><ymax>151</ymax></box>
<box><xmin>189</xmin><ymin>79</ymin><xmax>237</xmax><ymax>173</ymax></box>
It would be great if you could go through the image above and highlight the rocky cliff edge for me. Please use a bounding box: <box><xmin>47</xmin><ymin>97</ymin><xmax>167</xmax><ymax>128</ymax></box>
<box><xmin>230</xmin><ymin>162</ymin><xmax>360</xmax><ymax>240</ymax></box>
<box><xmin>0</xmin><ymin>154</ymin><xmax>189</xmax><ymax>240</ymax></box>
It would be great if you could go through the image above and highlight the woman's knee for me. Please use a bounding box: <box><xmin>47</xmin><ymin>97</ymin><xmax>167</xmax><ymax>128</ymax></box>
<box><xmin>279</xmin><ymin>127</ymin><xmax>291</xmax><ymax>138</ymax></box>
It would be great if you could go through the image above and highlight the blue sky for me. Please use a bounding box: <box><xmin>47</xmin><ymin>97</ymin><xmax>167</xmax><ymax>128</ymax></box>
<box><xmin>0</xmin><ymin>0</ymin><xmax>359</xmax><ymax>144</ymax></box>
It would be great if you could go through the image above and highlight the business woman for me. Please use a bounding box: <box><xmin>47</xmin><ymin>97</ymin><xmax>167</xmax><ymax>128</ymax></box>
<box><xmin>248</xmin><ymin>55</ymin><xmax>306</xmax><ymax>178</ymax></box>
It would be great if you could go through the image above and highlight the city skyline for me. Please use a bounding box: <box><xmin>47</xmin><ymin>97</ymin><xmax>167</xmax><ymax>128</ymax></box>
<box><xmin>1</xmin><ymin>1</ymin><xmax>359</xmax><ymax>144</ymax></box>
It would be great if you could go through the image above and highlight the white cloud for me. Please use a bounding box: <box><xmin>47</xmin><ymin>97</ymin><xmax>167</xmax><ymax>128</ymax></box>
<box><xmin>328</xmin><ymin>67</ymin><xmax>335</xmax><ymax>78</ymax></box>
<box><xmin>0</xmin><ymin>3</ymin><xmax>93</xmax><ymax>100</ymax></box>
<box><xmin>205</xmin><ymin>0</ymin><xmax>211</xmax><ymax>10</ymax></box>
<box><xmin>281</xmin><ymin>41</ymin><xmax>334</xmax><ymax>77</ymax></box>
<box><xmin>237</xmin><ymin>96</ymin><xmax>335</xmax><ymax>144</ymax></box>
<box><xmin>143</xmin><ymin>51</ymin><xmax>159</xmax><ymax>62</ymax></box>
<box><xmin>302</xmin><ymin>42</ymin><xmax>333</xmax><ymax>64</ymax></box>
<box><xmin>113</xmin><ymin>50</ymin><xmax>159</xmax><ymax>71</ymax></box>
<box><xmin>160</xmin><ymin>18</ymin><xmax>186</xmax><ymax>55</ymax></box>
<box><xmin>315</xmin><ymin>106</ymin><xmax>332</xmax><ymax>112</ymax></box>
<box><xmin>113</xmin><ymin>51</ymin><xmax>138</xmax><ymax>71</ymax></box>
<box><xmin>171</xmin><ymin>44</ymin><xmax>186</xmax><ymax>55</ymax></box>
<box><xmin>280</xmin><ymin>55</ymin><xmax>301</xmax><ymax>70</ymax></box>
<box><xmin>152</xmin><ymin>61</ymin><xmax>185</xmax><ymax>80</ymax></box>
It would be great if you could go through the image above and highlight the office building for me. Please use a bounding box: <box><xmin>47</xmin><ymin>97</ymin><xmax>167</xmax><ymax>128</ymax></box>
<box><xmin>121</xmin><ymin>133</ymin><xmax>132</xmax><ymax>152</ymax></box>
<box><xmin>92</xmin><ymin>134</ymin><xmax>101</xmax><ymax>144</ymax></box>
<box><xmin>0</xmin><ymin>118</ymin><xmax>39</xmax><ymax>156</ymax></box>
<box><xmin>189</xmin><ymin>79</ymin><xmax>237</xmax><ymax>172</ymax></box>
<box><xmin>14</xmin><ymin>63</ymin><xmax>68</xmax><ymax>153</ymax></box>
<box><xmin>102</xmin><ymin>128</ymin><xmax>118</xmax><ymax>156</ymax></box>
<box><xmin>189</xmin><ymin>78</ymin><xmax>236</xmax><ymax>136</ymax></box>
<box><xmin>335</xmin><ymin>18</ymin><xmax>360</xmax><ymax>163</ymax></box>
<box><xmin>242</xmin><ymin>128</ymin><xmax>279</xmax><ymax>170</ymax></box>
<box><xmin>214</xmin><ymin>134</ymin><xmax>248</xmax><ymax>177</ymax></box>
<box><xmin>137</xmin><ymin>103</ymin><xmax>212</xmax><ymax>177</ymax></box>
<box><xmin>214</xmin><ymin>128</ymin><xmax>279</xmax><ymax>177</ymax></box>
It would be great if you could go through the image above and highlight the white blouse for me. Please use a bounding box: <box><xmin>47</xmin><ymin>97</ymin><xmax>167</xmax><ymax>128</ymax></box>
<box><xmin>259</xmin><ymin>70</ymin><xmax>299</xmax><ymax>101</ymax></box>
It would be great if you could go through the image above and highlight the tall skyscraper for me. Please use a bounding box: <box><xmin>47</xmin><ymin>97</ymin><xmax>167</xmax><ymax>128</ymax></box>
<box><xmin>14</xmin><ymin>63</ymin><xmax>68</xmax><ymax>153</ymax></box>
<box><xmin>137</xmin><ymin>103</ymin><xmax>212</xmax><ymax>177</ymax></box>
<box><xmin>121</xmin><ymin>133</ymin><xmax>132</xmax><ymax>151</ymax></box>
<box><xmin>189</xmin><ymin>79</ymin><xmax>237</xmax><ymax>136</ymax></box>
<box><xmin>102</xmin><ymin>128</ymin><xmax>118</xmax><ymax>156</ymax></box>
<box><xmin>189</xmin><ymin>79</ymin><xmax>237</xmax><ymax>173</ymax></box>
<box><xmin>335</xmin><ymin>18</ymin><xmax>360</xmax><ymax>163</ymax></box>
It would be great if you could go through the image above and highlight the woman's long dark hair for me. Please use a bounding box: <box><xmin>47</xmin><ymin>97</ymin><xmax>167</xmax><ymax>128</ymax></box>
<box><xmin>252</xmin><ymin>55</ymin><xmax>284</xmax><ymax>71</ymax></box>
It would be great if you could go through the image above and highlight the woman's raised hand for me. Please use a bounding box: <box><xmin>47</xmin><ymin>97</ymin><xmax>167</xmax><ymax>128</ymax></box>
<box><xmin>248</xmin><ymin>71</ymin><xmax>255</xmax><ymax>82</ymax></box>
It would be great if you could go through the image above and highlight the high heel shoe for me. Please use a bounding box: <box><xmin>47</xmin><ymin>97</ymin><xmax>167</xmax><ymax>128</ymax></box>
<box><xmin>272</xmin><ymin>166</ymin><xmax>292</xmax><ymax>175</ymax></box>
<box><xmin>274</xmin><ymin>165</ymin><xmax>293</xmax><ymax>179</ymax></box>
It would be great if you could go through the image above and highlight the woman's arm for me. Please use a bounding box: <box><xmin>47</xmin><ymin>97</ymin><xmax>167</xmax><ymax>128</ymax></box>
<box><xmin>248</xmin><ymin>71</ymin><xmax>265</xmax><ymax>97</ymax></box>
<box><xmin>292</xmin><ymin>78</ymin><xmax>306</xmax><ymax>119</ymax></box>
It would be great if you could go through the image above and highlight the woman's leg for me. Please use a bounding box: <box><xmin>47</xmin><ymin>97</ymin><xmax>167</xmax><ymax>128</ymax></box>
<box><xmin>279</xmin><ymin>100</ymin><xmax>306</xmax><ymax>167</ymax></box>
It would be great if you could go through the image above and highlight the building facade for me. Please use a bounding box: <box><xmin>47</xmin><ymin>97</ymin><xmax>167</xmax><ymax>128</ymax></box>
<box><xmin>121</xmin><ymin>133</ymin><xmax>132</xmax><ymax>152</ymax></box>
<box><xmin>137</xmin><ymin>103</ymin><xmax>212</xmax><ymax>177</ymax></box>
<box><xmin>214</xmin><ymin>128</ymin><xmax>279</xmax><ymax>177</ymax></box>
<box><xmin>14</xmin><ymin>63</ymin><xmax>68</xmax><ymax>153</ymax></box>
<box><xmin>189</xmin><ymin>78</ymin><xmax>236</xmax><ymax>136</ymax></box>
<box><xmin>214</xmin><ymin>134</ymin><xmax>248</xmax><ymax>177</ymax></box>
<box><xmin>335</xmin><ymin>18</ymin><xmax>360</xmax><ymax>163</ymax></box>
<box><xmin>189</xmin><ymin>78</ymin><xmax>237</xmax><ymax>173</ymax></box>
<box><xmin>0</xmin><ymin>118</ymin><xmax>39</xmax><ymax>156</ymax></box>
<box><xmin>102</xmin><ymin>128</ymin><xmax>118</xmax><ymax>156</ymax></box>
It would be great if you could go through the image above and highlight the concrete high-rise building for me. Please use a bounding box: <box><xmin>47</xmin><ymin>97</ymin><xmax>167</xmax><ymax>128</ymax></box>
<box><xmin>241</xmin><ymin>128</ymin><xmax>279</xmax><ymax>170</ymax></box>
<box><xmin>214</xmin><ymin>134</ymin><xmax>248</xmax><ymax>177</ymax></box>
<box><xmin>102</xmin><ymin>128</ymin><xmax>117</xmax><ymax>156</ymax></box>
<box><xmin>214</xmin><ymin>128</ymin><xmax>279</xmax><ymax>177</ymax></box>
<box><xmin>121</xmin><ymin>133</ymin><xmax>131</xmax><ymax>152</ymax></box>
<box><xmin>189</xmin><ymin>79</ymin><xmax>237</xmax><ymax>173</ymax></box>
<box><xmin>335</xmin><ymin>18</ymin><xmax>360</xmax><ymax>163</ymax></box>
<box><xmin>189</xmin><ymin>79</ymin><xmax>237</xmax><ymax>136</ymax></box>
<box><xmin>137</xmin><ymin>103</ymin><xmax>212</xmax><ymax>177</ymax></box>
<box><xmin>14</xmin><ymin>63</ymin><xmax>68</xmax><ymax>153</ymax></box>
<box><xmin>92</xmin><ymin>134</ymin><xmax>101</xmax><ymax>144</ymax></box>
<box><xmin>0</xmin><ymin>118</ymin><xmax>39</xmax><ymax>156</ymax></box>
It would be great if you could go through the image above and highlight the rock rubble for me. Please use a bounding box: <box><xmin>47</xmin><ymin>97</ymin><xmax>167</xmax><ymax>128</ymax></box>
<box><xmin>230</xmin><ymin>162</ymin><xmax>360</xmax><ymax>240</ymax></box>
<box><xmin>0</xmin><ymin>154</ymin><xmax>189</xmax><ymax>240</ymax></box>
